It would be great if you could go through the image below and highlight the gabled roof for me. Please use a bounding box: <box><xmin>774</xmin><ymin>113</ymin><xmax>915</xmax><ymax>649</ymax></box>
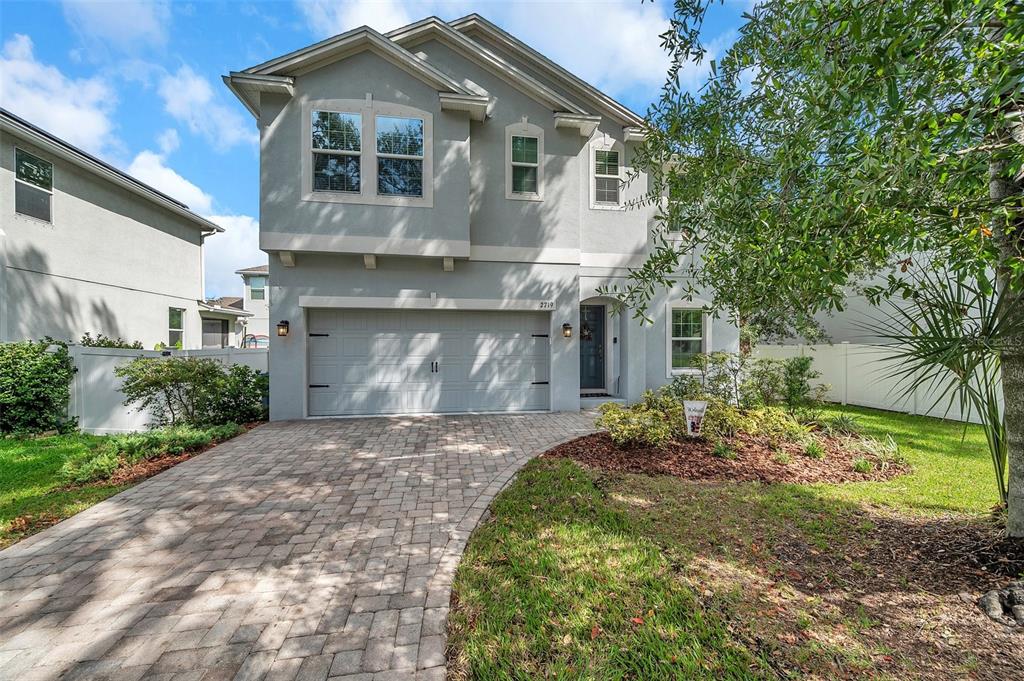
<box><xmin>386</xmin><ymin>17</ymin><xmax>588</xmax><ymax>117</ymax></box>
<box><xmin>199</xmin><ymin>299</ymin><xmax>252</xmax><ymax>317</ymax></box>
<box><xmin>235</xmin><ymin>264</ymin><xmax>269</xmax><ymax>275</ymax></box>
<box><xmin>1</xmin><ymin>108</ymin><xmax>223</xmax><ymax>233</ymax></box>
<box><xmin>449</xmin><ymin>14</ymin><xmax>646</xmax><ymax>128</ymax></box>
<box><xmin>226</xmin><ymin>26</ymin><xmax>488</xmax><ymax>119</ymax></box>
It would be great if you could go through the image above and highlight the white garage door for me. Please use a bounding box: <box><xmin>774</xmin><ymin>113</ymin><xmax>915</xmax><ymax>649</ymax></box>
<box><xmin>307</xmin><ymin>309</ymin><xmax>551</xmax><ymax>416</ymax></box>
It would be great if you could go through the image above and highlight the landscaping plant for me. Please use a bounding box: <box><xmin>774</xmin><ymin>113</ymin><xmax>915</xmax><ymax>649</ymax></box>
<box><xmin>0</xmin><ymin>340</ymin><xmax>76</xmax><ymax>434</ymax></box>
<box><xmin>595</xmin><ymin>402</ymin><xmax>672</xmax><ymax>448</ymax></box>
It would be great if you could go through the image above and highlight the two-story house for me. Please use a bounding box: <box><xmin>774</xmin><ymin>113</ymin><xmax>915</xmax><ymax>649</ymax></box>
<box><xmin>235</xmin><ymin>264</ymin><xmax>270</xmax><ymax>346</ymax></box>
<box><xmin>0</xmin><ymin>109</ymin><xmax>223</xmax><ymax>349</ymax></box>
<box><xmin>225</xmin><ymin>14</ymin><xmax>738</xmax><ymax>420</ymax></box>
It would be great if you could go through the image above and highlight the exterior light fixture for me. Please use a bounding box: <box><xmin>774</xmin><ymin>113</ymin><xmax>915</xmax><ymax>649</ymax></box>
<box><xmin>276</xmin><ymin>320</ymin><xmax>290</xmax><ymax>337</ymax></box>
<box><xmin>562</xmin><ymin>323</ymin><xmax>573</xmax><ymax>338</ymax></box>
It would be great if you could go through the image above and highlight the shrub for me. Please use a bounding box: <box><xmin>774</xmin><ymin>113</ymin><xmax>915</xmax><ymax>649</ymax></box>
<box><xmin>116</xmin><ymin>357</ymin><xmax>267</xmax><ymax>427</ymax></box>
<box><xmin>741</xmin><ymin>357</ymin><xmax>786</xmax><ymax>407</ymax></box>
<box><xmin>661</xmin><ymin>374</ymin><xmax>704</xmax><ymax>402</ymax></box>
<box><xmin>803</xmin><ymin>439</ymin><xmax>826</xmax><ymax>459</ymax></box>
<box><xmin>700</xmin><ymin>398</ymin><xmax>745</xmax><ymax>440</ymax></box>
<box><xmin>79</xmin><ymin>332</ymin><xmax>143</xmax><ymax>349</ymax></box>
<box><xmin>744</xmin><ymin>407</ymin><xmax>807</xmax><ymax>443</ymax></box>
<box><xmin>691</xmin><ymin>352</ymin><xmax>740</xmax><ymax>403</ymax></box>
<box><xmin>822</xmin><ymin>414</ymin><xmax>862</xmax><ymax>436</ymax></box>
<box><xmin>712</xmin><ymin>440</ymin><xmax>737</xmax><ymax>459</ymax></box>
<box><xmin>858</xmin><ymin>434</ymin><xmax>906</xmax><ymax>471</ymax></box>
<box><xmin>640</xmin><ymin>390</ymin><xmax>687</xmax><ymax>438</ymax></box>
<box><xmin>0</xmin><ymin>341</ymin><xmax>76</xmax><ymax>434</ymax></box>
<box><xmin>782</xmin><ymin>356</ymin><xmax>823</xmax><ymax>408</ymax></box>
<box><xmin>852</xmin><ymin>458</ymin><xmax>873</xmax><ymax>473</ymax></box>
<box><xmin>60</xmin><ymin>444</ymin><xmax>119</xmax><ymax>485</ymax></box>
<box><xmin>773</xmin><ymin>450</ymin><xmax>792</xmax><ymax>465</ymax></box>
<box><xmin>596</xmin><ymin>402</ymin><xmax>672</xmax><ymax>448</ymax></box>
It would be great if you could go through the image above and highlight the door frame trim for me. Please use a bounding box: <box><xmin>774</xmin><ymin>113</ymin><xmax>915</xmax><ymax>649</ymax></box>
<box><xmin>579</xmin><ymin>303</ymin><xmax>606</xmax><ymax>392</ymax></box>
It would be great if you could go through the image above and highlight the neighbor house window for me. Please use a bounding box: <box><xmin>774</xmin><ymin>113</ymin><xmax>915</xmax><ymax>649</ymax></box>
<box><xmin>311</xmin><ymin>110</ymin><xmax>361</xmax><ymax>193</ymax></box>
<box><xmin>376</xmin><ymin>115</ymin><xmax>423</xmax><ymax>197</ymax></box>
<box><xmin>594</xmin><ymin>149</ymin><xmax>620</xmax><ymax>204</ymax></box>
<box><xmin>510</xmin><ymin>135</ymin><xmax>539</xmax><ymax>194</ymax></box>
<box><xmin>670</xmin><ymin>308</ymin><xmax>703</xmax><ymax>370</ymax></box>
<box><xmin>249</xmin><ymin>276</ymin><xmax>267</xmax><ymax>301</ymax></box>
<box><xmin>15</xmin><ymin>148</ymin><xmax>53</xmax><ymax>222</ymax></box>
<box><xmin>168</xmin><ymin>308</ymin><xmax>184</xmax><ymax>348</ymax></box>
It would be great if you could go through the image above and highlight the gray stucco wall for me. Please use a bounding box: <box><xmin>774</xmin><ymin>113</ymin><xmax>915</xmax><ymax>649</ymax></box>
<box><xmin>0</xmin><ymin>131</ymin><xmax>205</xmax><ymax>348</ymax></box>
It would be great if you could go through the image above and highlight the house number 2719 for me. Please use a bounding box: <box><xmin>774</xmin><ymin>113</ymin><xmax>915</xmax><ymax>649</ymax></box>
<box><xmin>538</xmin><ymin>301</ymin><xmax>555</xmax><ymax>309</ymax></box>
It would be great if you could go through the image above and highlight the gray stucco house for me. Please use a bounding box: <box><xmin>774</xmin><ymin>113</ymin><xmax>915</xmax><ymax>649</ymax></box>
<box><xmin>225</xmin><ymin>14</ymin><xmax>738</xmax><ymax>420</ymax></box>
<box><xmin>0</xmin><ymin>109</ymin><xmax>223</xmax><ymax>349</ymax></box>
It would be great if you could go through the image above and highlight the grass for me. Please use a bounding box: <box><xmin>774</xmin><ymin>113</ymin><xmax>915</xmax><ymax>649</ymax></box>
<box><xmin>449</xmin><ymin>405</ymin><xmax>1003</xmax><ymax>679</ymax></box>
<box><xmin>0</xmin><ymin>424</ymin><xmax>246</xmax><ymax>549</ymax></box>
<box><xmin>0</xmin><ymin>434</ymin><xmax>129</xmax><ymax>548</ymax></box>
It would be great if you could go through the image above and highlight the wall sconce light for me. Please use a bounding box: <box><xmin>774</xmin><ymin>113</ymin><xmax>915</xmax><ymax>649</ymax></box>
<box><xmin>276</xmin><ymin>320</ymin><xmax>290</xmax><ymax>337</ymax></box>
<box><xmin>562</xmin><ymin>323</ymin><xmax>573</xmax><ymax>338</ymax></box>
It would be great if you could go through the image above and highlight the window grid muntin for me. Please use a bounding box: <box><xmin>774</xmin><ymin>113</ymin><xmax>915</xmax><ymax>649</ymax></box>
<box><xmin>376</xmin><ymin>115</ymin><xmax>424</xmax><ymax>198</ymax></box>
<box><xmin>249</xmin><ymin>276</ymin><xmax>267</xmax><ymax>301</ymax></box>
<box><xmin>312</xmin><ymin>110</ymin><xmax>361</xmax><ymax>194</ymax></box>
<box><xmin>510</xmin><ymin>135</ymin><xmax>539</xmax><ymax>195</ymax></box>
<box><xmin>594</xmin><ymin>149</ymin><xmax>620</xmax><ymax>204</ymax></box>
<box><xmin>670</xmin><ymin>308</ymin><xmax>703</xmax><ymax>369</ymax></box>
<box><xmin>15</xmin><ymin>148</ymin><xmax>54</xmax><ymax>222</ymax></box>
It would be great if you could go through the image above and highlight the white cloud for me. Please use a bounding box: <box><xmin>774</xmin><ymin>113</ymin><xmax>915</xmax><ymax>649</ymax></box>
<box><xmin>158</xmin><ymin>65</ymin><xmax>257</xmax><ymax>151</ymax></box>
<box><xmin>127</xmin><ymin>150</ymin><xmax>214</xmax><ymax>214</ymax></box>
<box><xmin>297</xmin><ymin>0</ymin><xmax>416</xmax><ymax>36</ymax></box>
<box><xmin>61</xmin><ymin>0</ymin><xmax>171</xmax><ymax>49</ymax></box>
<box><xmin>0</xmin><ymin>34</ymin><xmax>119</xmax><ymax>156</ymax></box>
<box><xmin>157</xmin><ymin>128</ymin><xmax>180</xmax><ymax>155</ymax></box>
<box><xmin>202</xmin><ymin>215</ymin><xmax>265</xmax><ymax>298</ymax></box>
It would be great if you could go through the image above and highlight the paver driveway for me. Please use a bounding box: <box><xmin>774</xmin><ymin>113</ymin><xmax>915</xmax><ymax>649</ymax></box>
<box><xmin>0</xmin><ymin>412</ymin><xmax>595</xmax><ymax>681</ymax></box>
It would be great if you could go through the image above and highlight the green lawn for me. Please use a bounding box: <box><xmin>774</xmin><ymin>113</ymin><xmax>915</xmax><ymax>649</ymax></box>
<box><xmin>449</xmin><ymin>406</ymin><xmax>1007</xmax><ymax>680</ymax></box>
<box><xmin>0</xmin><ymin>434</ymin><xmax>129</xmax><ymax>548</ymax></box>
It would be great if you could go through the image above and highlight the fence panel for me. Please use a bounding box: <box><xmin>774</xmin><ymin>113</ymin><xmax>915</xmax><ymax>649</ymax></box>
<box><xmin>66</xmin><ymin>346</ymin><xmax>269</xmax><ymax>434</ymax></box>
<box><xmin>755</xmin><ymin>343</ymin><xmax>993</xmax><ymax>424</ymax></box>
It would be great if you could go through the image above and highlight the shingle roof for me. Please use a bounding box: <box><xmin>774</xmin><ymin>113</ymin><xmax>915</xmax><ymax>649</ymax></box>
<box><xmin>210</xmin><ymin>296</ymin><xmax>245</xmax><ymax>310</ymax></box>
<box><xmin>235</xmin><ymin>264</ymin><xmax>269</xmax><ymax>275</ymax></box>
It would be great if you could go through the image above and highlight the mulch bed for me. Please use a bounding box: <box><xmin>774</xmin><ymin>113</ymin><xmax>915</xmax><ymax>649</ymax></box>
<box><xmin>545</xmin><ymin>432</ymin><xmax>909</xmax><ymax>484</ymax></box>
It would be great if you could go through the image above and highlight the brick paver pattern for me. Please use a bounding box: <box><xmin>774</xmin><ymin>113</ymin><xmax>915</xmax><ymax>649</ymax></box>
<box><xmin>0</xmin><ymin>412</ymin><xmax>595</xmax><ymax>680</ymax></box>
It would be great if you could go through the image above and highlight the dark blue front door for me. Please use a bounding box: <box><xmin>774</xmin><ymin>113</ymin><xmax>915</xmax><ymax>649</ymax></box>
<box><xmin>580</xmin><ymin>305</ymin><xmax>605</xmax><ymax>390</ymax></box>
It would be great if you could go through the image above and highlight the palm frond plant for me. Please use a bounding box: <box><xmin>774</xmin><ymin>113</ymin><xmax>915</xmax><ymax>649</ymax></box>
<box><xmin>861</xmin><ymin>267</ymin><xmax>1022</xmax><ymax>507</ymax></box>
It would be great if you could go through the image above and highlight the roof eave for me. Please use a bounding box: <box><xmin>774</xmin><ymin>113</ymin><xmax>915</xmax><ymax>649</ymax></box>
<box><xmin>554</xmin><ymin>113</ymin><xmax>602</xmax><ymax>138</ymax></box>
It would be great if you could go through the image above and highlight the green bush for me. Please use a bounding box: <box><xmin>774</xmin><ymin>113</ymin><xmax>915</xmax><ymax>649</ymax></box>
<box><xmin>0</xmin><ymin>341</ymin><xmax>76</xmax><ymax>434</ymax></box>
<box><xmin>640</xmin><ymin>390</ymin><xmax>688</xmax><ymax>438</ymax></box>
<box><xmin>661</xmin><ymin>374</ymin><xmax>704</xmax><ymax>402</ymax></box>
<box><xmin>712</xmin><ymin>440</ymin><xmax>737</xmax><ymax>459</ymax></box>
<box><xmin>803</xmin><ymin>438</ymin><xmax>826</xmax><ymax>459</ymax></box>
<box><xmin>79</xmin><ymin>332</ymin><xmax>143</xmax><ymax>349</ymax></box>
<box><xmin>59</xmin><ymin>423</ymin><xmax>245</xmax><ymax>485</ymax></box>
<box><xmin>782</xmin><ymin>356</ymin><xmax>822</xmax><ymax>408</ymax></box>
<box><xmin>744</xmin><ymin>407</ymin><xmax>807</xmax><ymax>443</ymax></box>
<box><xmin>773</xmin><ymin>450</ymin><xmax>792</xmax><ymax>465</ymax></box>
<box><xmin>700</xmin><ymin>398</ymin><xmax>745</xmax><ymax>440</ymax></box>
<box><xmin>852</xmin><ymin>457</ymin><xmax>873</xmax><ymax>473</ymax></box>
<box><xmin>116</xmin><ymin>357</ymin><xmax>267</xmax><ymax>427</ymax></box>
<box><xmin>740</xmin><ymin>357</ymin><xmax>786</xmax><ymax>407</ymax></box>
<box><xmin>596</xmin><ymin>402</ymin><xmax>672</xmax><ymax>448</ymax></box>
<box><xmin>822</xmin><ymin>414</ymin><xmax>862</xmax><ymax>436</ymax></box>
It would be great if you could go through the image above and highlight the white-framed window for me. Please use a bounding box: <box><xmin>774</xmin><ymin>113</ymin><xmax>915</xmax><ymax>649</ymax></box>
<box><xmin>376</xmin><ymin>115</ymin><xmax>424</xmax><ymax>197</ymax></box>
<box><xmin>168</xmin><ymin>307</ymin><xmax>185</xmax><ymax>348</ymax></box>
<box><xmin>249</xmin><ymin>276</ymin><xmax>267</xmax><ymax>301</ymax></box>
<box><xmin>589</xmin><ymin>136</ymin><xmax>625</xmax><ymax>210</ymax></box>
<box><xmin>14</xmin><ymin>148</ymin><xmax>53</xmax><ymax>222</ymax></box>
<box><xmin>311</xmin><ymin>110</ymin><xmax>361</xmax><ymax>193</ymax></box>
<box><xmin>302</xmin><ymin>99</ymin><xmax>434</xmax><ymax>207</ymax></box>
<box><xmin>666</xmin><ymin>302</ymin><xmax>709</xmax><ymax>375</ymax></box>
<box><xmin>505</xmin><ymin>121</ymin><xmax>544</xmax><ymax>201</ymax></box>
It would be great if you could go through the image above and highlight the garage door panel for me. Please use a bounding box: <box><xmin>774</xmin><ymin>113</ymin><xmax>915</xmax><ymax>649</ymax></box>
<box><xmin>308</xmin><ymin>309</ymin><xmax>550</xmax><ymax>415</ymax></box>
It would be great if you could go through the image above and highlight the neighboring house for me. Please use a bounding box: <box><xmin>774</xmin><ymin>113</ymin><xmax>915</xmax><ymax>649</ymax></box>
<box><xmin>224</xmin><ymin>14</ymin><xmax>738</xmax><ymax>420</ymax></box>
<box><xmin>235</xmin><ymin>264</ymin><xmax>270</xmax><ymax>346</ymax></box>
<box><xmin>198</xmin><ymin>296</ymin><xmax>252</xmax><ymax>348</ymax></box>
<box><xmin>0</xmin><ymin>109</ymin><xmax>223</xmax><ymax>349</ymax></box>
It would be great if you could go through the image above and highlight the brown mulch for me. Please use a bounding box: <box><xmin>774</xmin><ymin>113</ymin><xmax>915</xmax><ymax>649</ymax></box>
<box><xmin>545</xmin><ymin>432</ymin><xmax>909</xmax><ymax>484</ymax></box>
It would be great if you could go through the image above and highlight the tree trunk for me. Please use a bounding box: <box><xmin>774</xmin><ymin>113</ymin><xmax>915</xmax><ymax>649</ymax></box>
<box><xmin>990</xmin><ymin>142</ymin><xmax>1024</xmax><ymax>536</ymax></box>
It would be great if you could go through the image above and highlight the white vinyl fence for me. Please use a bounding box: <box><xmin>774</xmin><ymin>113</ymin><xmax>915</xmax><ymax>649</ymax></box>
<box><xmin>66</xmin><ymin>346</ymin><xmax>268</xmax><ymax>434</ymax></box>
<box><xmin>755</xmin><ymin>343</ymin><xmax>1002</xmax><ymax>424</ymax></box>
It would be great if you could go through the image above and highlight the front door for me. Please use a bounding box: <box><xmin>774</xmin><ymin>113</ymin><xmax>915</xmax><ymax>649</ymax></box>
<box><xmin>579</xmin><ymin>305</ymin><xmax>605</xmax><ymax>390</ymax></box>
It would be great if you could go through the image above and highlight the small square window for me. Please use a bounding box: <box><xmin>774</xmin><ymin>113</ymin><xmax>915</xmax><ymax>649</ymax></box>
<box><xmin>511</xmin><ymin>136</ymin><xmax>538</xmax><ymax>164</ymax></box>
<box><xmin>512</xmin><ymin>166</ymin><xmax>537</xmax><ymax>194</ymax></box>
<box><xmin>595</xmin><ymin>150</ymin><xmax>619</xmax><ymax>176</ymax></box>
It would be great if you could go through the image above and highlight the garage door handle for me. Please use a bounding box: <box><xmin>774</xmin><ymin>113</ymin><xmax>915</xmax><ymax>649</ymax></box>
<box><xmin>309</xmin><ymin>384</ymin><xmax>329</xmax><ymax>388</ymax></box>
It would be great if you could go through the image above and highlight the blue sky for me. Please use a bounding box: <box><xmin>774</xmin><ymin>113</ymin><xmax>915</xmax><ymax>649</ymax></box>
<box><xmin>0</xmin><ymin>0</ymin><xmax>748</xmax><ymax>297</ymax></box>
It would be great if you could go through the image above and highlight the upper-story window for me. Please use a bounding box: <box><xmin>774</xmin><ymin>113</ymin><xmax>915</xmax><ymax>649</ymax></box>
<box><xmin>303</xmin><ymin>99</ymin><xmax>434</xmax><ymax>208</ymax></box>
<box><xmin>15</xmin><ymin>148</ymin><xmax>53</xmax><ymax>222</ymax></box>
<box><xmin>505</xmin><ymin>121</ymin><xmax>543</xmax><ymax>201</ymax></box>
<box><xmin>312</xmin><ymin>111</ymin><xmax>361</xmax><ymax>193</ymax></box>
<box><xmin>376</xmin><ymin>116</ymin><xmax>424</xmax><ymax>197</ymax></box>
<box><xmin>590</xmin><ymin>136</ymin><xmax>625</xmax><ymax>210</ymax></box>
<box><xmin>594</xmin><ymin>150</ymin><xmax>620</xmax><ymax>204</ymax></box>
<box><xmin>249</xmin><ymin>276</ymin><xmax>267</xmax><ymax>301</ymax></box>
